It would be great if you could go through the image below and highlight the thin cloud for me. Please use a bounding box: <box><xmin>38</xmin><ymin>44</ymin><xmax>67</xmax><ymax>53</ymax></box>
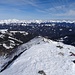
<box><xmin>36</xmin><ymin>9</ymin><xmax>47</xmax><ymax>13</ymax></box>
<box><xmin>55</xmin><ymin>10</ymin><xmax>75</xmax><ymax>16</ymax></box>
<box><xmin>0</xmin><ymin>0</ymin><xmax>75</xmax><ymax>19</ymax></box>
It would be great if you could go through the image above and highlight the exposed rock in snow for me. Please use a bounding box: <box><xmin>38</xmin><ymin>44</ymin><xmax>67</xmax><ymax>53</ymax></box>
<box><xmin>0</xmin><ymin>36</ymin><xmax>75</xmax><ymax>75</ymax></box>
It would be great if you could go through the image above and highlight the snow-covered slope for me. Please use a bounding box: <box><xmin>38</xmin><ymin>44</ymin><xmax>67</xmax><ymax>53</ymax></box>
<box><xmin>0</xmin><ymin>36</ymin><xmax>75</xmax><ymax>75</ymax></box>
<box><xmin>0</xmin><ymin>36</ymin><xmax>46</xmax><ymax>72</ymax></box>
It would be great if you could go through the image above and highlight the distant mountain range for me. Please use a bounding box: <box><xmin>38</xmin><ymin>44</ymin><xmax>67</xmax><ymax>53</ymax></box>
<box><xmin>0</xmin><ymin>20</ymin><xmax>75</xmax><ymax>46</ymax></box>
<box><xmin>0</xmin><ymin>19</ymin><xmax>75</xmax><ymax>24</ymax></box>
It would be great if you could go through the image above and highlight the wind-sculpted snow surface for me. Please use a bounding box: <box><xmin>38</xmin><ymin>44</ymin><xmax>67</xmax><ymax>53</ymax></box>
<box><xmin>0</xmin><ymin>36</ymin><xmax>75</xmax><ymax>75</ymax></box>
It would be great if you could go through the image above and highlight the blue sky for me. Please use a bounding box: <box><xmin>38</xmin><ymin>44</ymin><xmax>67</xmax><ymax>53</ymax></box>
<box><xmin>0</xmin><ymin>0</ymin><xmax>75</xmax><ymax>20</ymax></box>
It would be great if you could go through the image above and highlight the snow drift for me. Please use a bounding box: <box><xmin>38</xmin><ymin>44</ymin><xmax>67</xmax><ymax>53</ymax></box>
<box><xmin>0</xmin><ymin>36</ymin><xmax>75</xmax><ymax>75</ymax></box>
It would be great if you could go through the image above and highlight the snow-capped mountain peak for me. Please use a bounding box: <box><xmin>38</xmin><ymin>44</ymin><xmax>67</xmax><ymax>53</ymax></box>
<box><xmin>0</xmin><ymin>19</ymin><xmax>75</xmax><ymax>24</ymax></box>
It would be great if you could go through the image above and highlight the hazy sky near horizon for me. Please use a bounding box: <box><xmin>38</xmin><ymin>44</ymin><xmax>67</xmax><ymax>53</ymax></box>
<box><xmin>0</xmin><ymin>0</ymin><xmax>75</xmax><ymax>20</ymax></box>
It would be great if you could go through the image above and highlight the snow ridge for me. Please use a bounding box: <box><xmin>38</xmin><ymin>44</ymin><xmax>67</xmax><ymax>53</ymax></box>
<box><xmin>0</xmin><ymin>36</ymin><xmax>75</xmax><ymax>75</ymax></box>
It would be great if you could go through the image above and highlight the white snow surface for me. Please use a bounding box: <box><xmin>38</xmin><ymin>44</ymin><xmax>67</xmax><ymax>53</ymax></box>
<box><xmin>3</xmin><ymin>43</ymin><xmax>13</xmax><ymax>49</ymax></box>
<box><xmin>0</xmin><ymin>29</ymin><xmax>8</xmax><ymax>33</ymax></box>
<box><xmin>0</xmin><ymin>37</ymin><xmax>75</xmax><ymax>75</ymax></box>
<box><xmin>0</xmin><ymin>36</ymin><xmax>47</xmax><ymax>71</ymax></box>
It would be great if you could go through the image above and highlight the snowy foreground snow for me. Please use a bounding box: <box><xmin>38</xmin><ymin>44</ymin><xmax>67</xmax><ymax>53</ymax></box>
<box><xmin>0</xmin><ymin>36</ymin><xmax>75</xmax><ymax>75</ymax></box>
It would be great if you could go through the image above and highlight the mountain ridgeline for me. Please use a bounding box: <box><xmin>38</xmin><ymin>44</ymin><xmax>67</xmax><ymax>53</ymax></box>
<box><xmin>0</xmin><ymin>21</ymin><xmax>75</xmax><ymax>46</ymax></box>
